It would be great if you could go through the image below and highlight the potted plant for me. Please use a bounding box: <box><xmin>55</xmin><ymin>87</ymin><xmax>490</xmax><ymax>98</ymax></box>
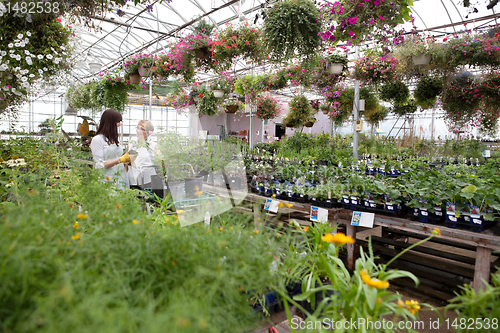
<box><xmin>197</xmin><ymin>87</ymin><xmax>220</xmax><ymax>116</ymax></box>
<box><xmin>379</xmin><ymin>81</ymin><xmax>409</xmax><ymax>104</ymax></box>
<box><xmin>222</xmin><ymin>98</ymin><xmax>245</xmax><ymax>114</ymax></box>
<box><xmin>211</xmin><ymin>21</ymin><xmax>265</xmax><ymax>71</ymax></box>
<box><xmin>393</xmin><ymin>97</ymin><xmax>418</xmax><ymax>117</ymax></box>
<box><xmin>319</xmin><ymin>0</ymin><xmax>413</xmax><ymax>46</ymax></box>
<box><xmin>234</xmin><ymin>75</ymin><xmax>261</xmax><ymax>102</ymax></box>
<box><xmin>255</xmin><ymin>95</ymin><xmax>283</xmax><ymax>120</ymax></box>
<box><xmin>123</xmin><ymin>53</ymin><xmax>155</xmax><ymax>82</ymax></box>
<box><xmin>262</xmin><ymin>0</ymin><xmax>321</xmax><ymax>62</ymax></box>
<box><xmin>319</xmin><ymin>103</ymin><xmax>331</xmax><ymax>115</ymax></box>
<box><xmin>95</xmin><ymin>70</ymin><xmax>133</xmax><ymax>114</ymax></box>
<box><xmin>282</xmin><ymin>95</ymin><xmax>315</xmax><ymax>129</ymax></box>
<box><xmin>166</xmin><ymin>89</ymin><xmax>194</xmax><ymax>112</ymax></box>
<box><xmin>441</xmin><ymin>71</ymin><xmax>481</xmax><ymax>134</ymax></box>
<box><xmin>209</xmin><ymin>75</ymin><xmax>234</xmax><ymax>98</ymax></box>
<box><xmin>445</xmin><ymin>33</ymin><xmax>500</xmax><ymax>69</ymax></box>
<box><xmin>478</xmin><ymin>71</ymin><xmax>500</xmax><ymax>136</ymax></box>
<box><xmin>414</xmin><ymin>76</ymin><xmax>442</xmax><ymax>110</ymax></box>
<box><xmin>328</xmin><ymin>54</ymin><xmax>348</xmax><ymax>75</ymax></box>
<box><xmin>352</xmin><ymin>54</ymin><xmax>399</xmax><ymax>86</ymax></box>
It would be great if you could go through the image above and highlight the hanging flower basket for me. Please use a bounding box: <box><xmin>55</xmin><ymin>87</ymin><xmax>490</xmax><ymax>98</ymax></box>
<box><xmin>138</xmin><ymin>67</ymin><xmax>151</xmax><ymax>77</ymax></box>
<box><xmin>225</xmin><ymin>105</ymin><xmax>239</xmax><ymax>114</ymax></box>
<box><xmin>213</xmin><ymin>90</ymin><xmax>225</xmax><ymax>98</ymax></box>
<box><xmin>195</xmin><ymin>46</ymin><xmax>212</xmax><ymax>60</ymax></box>
<box><xmin>304</xmin><ymin>121</ymin><xmax>314</xmax><ymax>128</ymax></box>
<box><xmin>412</xmin><ymin>53</ymin><xmax>432</xmax><ymax>66</ymax></box>
<box><xmin>329</xmin><ymin>63</ymin><xmax>344</xmax><ymax>75</ymax></box>
<box><xmin>129</xmin><ymin>74</ymin><xmax>142</xmax><ymax>84</ymax></box>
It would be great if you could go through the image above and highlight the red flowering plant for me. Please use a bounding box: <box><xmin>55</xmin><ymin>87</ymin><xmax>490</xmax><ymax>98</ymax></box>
<box><xmin>210</xmin><ymin>21</ymin><xmax>265</xmax><ymax>72</ymax></box>
<box><xmin>282</xmin><ymin>95</ymin><xmax>316</xmax><ymax>128</ymax></box>
<box><xmin>153</xmin><ymin>51</ymin><xmax>195</xmax><ymax>83</ymax></box>
<box><xmin>255</xmin><ymin>95</ymin><xmax>283</xmax><ymax>120</ymax></box>
<box><xmin>441</xmin><ymin>71</ymin><xmax>482</xmax><ymax>135</ymax></box>
<box><xmin>352</xmin><ymin>53</ymin><xmax>399</xmax><ymax>86</ymax></box>
<box><xmin>319</xmin><ymin>0</ymin><xmax>413</xmax><ymax>46</ymax></box>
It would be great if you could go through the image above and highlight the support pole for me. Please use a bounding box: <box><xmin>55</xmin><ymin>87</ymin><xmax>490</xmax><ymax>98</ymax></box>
<box><xmin>149</xmin><ymin>80</ymin><xmax>153</xmax><ymax>120</ymax></box>
<box><xmin>431</xmin><ymin>109</ymin><xmax>435</xmax><ymax>141</ymax></box>
<box><xmin>352</xmin><ymin>46</ymin><xmax>360</xmax><ymax>161</ymax></box>
<box><xmin>249</xmin><ymin>103</ymin><xmax>253</xmax><ymax>149</ymax></box>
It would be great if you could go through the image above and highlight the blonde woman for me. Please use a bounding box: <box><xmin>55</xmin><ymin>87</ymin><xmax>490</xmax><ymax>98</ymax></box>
<box><xmin>128</xmin><ymin>120</ymin><xmax>157</xmax><ymax>188</ymax></box>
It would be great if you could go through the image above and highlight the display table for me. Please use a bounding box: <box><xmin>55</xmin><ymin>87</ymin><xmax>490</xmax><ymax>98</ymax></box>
<box><xmin>242</xmin><ymin>192</ymin><xmax>500</xmax><ymax>292</ymax></box>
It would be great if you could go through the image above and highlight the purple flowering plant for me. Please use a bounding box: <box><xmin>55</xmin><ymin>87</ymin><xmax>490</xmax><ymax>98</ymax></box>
<box><xmin>319</xmin><ymin>0</ymin><xmax>413</xmax><ymax>46</ymax></box>
<box><xmin>122</xmin><ymin>53</ymin><xmax>156</xmax><ymax>77</ymax></box>
<box><xmin>352</xmin><ymin>53</ymin><xmax>399</xmax><ymax>85</ymax></box>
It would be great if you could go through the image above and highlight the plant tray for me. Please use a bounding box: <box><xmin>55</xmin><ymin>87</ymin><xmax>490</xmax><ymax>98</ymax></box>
<box><xmin>172</xmin><ymin>192</ymin><xmax>218</xmax><ymax>208</ymax></box>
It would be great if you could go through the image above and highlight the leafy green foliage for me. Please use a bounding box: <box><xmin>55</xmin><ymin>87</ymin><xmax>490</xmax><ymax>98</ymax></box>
<box><xmin>263</xmin><ymin>0</ymin><xmax>321</xmax><ymax>62</ymax></box>
<box><xmin>414</xmin><ymin>76</ymin><xmax>442</xmax><ymax>109</ymax></box>
<box><xmin>379</xmin><ymin>81</ymin><xmax>409</xmax><ymax>104</ymax></box>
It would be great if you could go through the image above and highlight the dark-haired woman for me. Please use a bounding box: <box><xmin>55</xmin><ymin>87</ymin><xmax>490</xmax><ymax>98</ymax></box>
<box><xmin>90</xmin><ymin>109</ymin><xmax>130</xmax><ymax>189</ymax></box>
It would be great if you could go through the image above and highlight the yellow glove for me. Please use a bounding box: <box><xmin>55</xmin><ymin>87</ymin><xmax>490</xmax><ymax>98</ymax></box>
<box><xmin>118</xmin><ymin>152</ymin><xmax>131</xmax><ymax>164</ymax></box>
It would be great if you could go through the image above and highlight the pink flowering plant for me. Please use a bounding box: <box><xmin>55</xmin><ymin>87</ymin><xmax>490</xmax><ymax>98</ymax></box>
<box><xmin>319</xmin><ymin>0</ymin><xmax>413</xmax><ymax>46</ymax></box>
<box><xmin>255</xmin><ymin>95</ymin><xmax>283</xmax><ymax>120</ymax></box>
<box><xmin>209</xmin><ymin>74</ymin><xmax>235</xmax><ymax>94</ymax></box>
<box><xmin>444</xmin><ymin>32</ymin><xmax>500</xmax><ymax>69</ymax></box>
<box><xmin>352</xmin><ymin>53</ymin><xmax>399</xmax><ymax>85</ymax></box>
<box><xmin>441</xmin><ymin>71</ymin><xmax>481</xmax><ymax>135</ymax></box>
<box><xmin>166</xmin><ymin>89</ymin><xmax>193</xmax><ymax>112</ymax></box>
<box><xmin>96</xmin><ymin>70</ymin><xmax>135</xmax><ymax>113</ymax></box>
<box><xmin>122</xmin><ymin>53</ymin><xmax>156</xmax><ymax>77</ymax></box>
<box><xmin>210</xmin><ymin>21</ymin><xmax>264</xmax><ymax>72</ymax></box>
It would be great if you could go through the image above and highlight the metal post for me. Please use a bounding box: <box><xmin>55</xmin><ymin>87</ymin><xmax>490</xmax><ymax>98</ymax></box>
<box><xmin>149</xmin><ymin>80</ymin><xmax>152</xmax><ymax>120</ymax></box>
<box><xmin>261</xmin><ymin>119</ymin><xmax>264</xmax><ymax>143</ymax></box>
<box><xmin>249</xmin><ymin>103</ymin><xmax>253</xmax><ymax>149</ymax></box>
<box><xmin>431</xmin><ymin>109</ymin><xmax>435</xmax><ymax>141</ymax></box>
<box><xmin>352</xmin><ymin>46</ymin><xmax>360</xmax><ymax>161</ymax></box>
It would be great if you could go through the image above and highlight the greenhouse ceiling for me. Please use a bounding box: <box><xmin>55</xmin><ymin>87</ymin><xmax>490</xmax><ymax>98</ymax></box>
<box><xmin>73</xmin><ymin>0</ymin><xmax>500</xmax><ymax>81</ymax></box>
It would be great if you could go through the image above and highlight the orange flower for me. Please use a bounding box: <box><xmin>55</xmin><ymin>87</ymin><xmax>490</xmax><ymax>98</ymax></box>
<box><xmin>322</xmin><ymin>232</ymin><xmax>355</xmax><ymax>245</ymax></box>
<box><xmin>405</xmin><ymin>300</ymin><xmax>421</xmax><ymax>315</ymax></box>
<box><xmin>432</xmin><ymin>228</ymin><xmax>441</xmax><ymax>237</ymax></box>
<box><xmin>253</xmin><ymin>229</ymin><xmax>259</xmax><ymax>234</ymax></box>
<box><xmin>360</xmin><ymin>269</ymin><xmax>389</xmax><ymax>289</ymax></box>
<box><xmin>303</xmin><ymin>226</ymin><xmax>309</xmax><ymax>232</ymax></box>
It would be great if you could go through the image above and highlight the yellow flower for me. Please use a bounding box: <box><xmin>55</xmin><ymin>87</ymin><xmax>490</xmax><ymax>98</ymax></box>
<box><xmin>177</xmin><ymin>210</ymin><xmax>184</xmax><ymax>214</ymax></box>
<box><xmin>278</xmin><ymin>202</ymin><xmax>284</xmax><ymax>208</ymax></box>
<box><xmin>360</xmin><ymin>269</ymin><xmax>389</xmax><ymax>289</ymax></box>
<box><xmin>397</xmin><ymin>299</ymin><xmax>405</xmax><ymax>308</ymax></box>
<box><xmin>133</xmin><ymin>219</ymin><xmax>140</xmax><ymax>225</ymax></box>
<box><xmin>220</xmin><ymin>227</ymin><xmax>224</xmax><ymax>231</ymax></box>
<box><xmin>73</xmin><ymin>222</ymin><xmax>79</xmax><ymax>229</ymax></box>
<box><xmin>77</xmin><ymin>213</ymin><xmax>88</xmax><ymax>219</ymax></box>
<box><xmin>322</xmin><ymin>232</ymin><xmax>355</xmax><ymax>245</ymax></box>
<box><xmin>27</xmin><ymin>189</ymin><xmax>35</xmax><ymax>195</ymax></box>
<box><xmin>253</xmin><ymin>229</ymin><xmax>259</xmax><ymax>234</ymax></box>
<box><xmin>272</xmin><ymin>194</ymin><xmax>276</xmax><ymax>198</ymax></box>
<box><xmin>71</xmin><ymin>233</ymin><xmax>80</xmax><ymax>240</ymax></box>
<box><xmin>303</xmin><ymin>226</ymin><xmax>309</xmax><ymax>232</ymax></box>
<box><xmin>286</xmin><ymin>203</ymin><xmax>293</xmax><ymax>208</ymax></box>
<box><xmin>115</xmin><ymin>203</ymin><xmax>122</xmax><ymax>209</ymax></box>
<box><xmin>432</xmin><ymin>228</ymin><xmax>441</xmax><ymax>237</ymax></box>
<box><xmin>405</xmin><ymin>300</ymin><xmax>421</xmax><ymax>315</ymax></box>
<box><xmin>195</xmin><ymin>191</ymin><xmax>203</xmax><ymax>196</ymax></box>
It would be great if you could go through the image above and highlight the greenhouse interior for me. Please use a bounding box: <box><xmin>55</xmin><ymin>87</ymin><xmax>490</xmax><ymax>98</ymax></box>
<box><xmin>2</xmin><ymin>0</ymin><xmax>500</xmax><ymax>332</ymax></box>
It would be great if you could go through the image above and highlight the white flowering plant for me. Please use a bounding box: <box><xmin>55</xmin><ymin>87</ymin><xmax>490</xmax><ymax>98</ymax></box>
<box><xmin>0</xmin><ymin>14</ymin><xmax>75</xmax><ymax>114</ymax></box>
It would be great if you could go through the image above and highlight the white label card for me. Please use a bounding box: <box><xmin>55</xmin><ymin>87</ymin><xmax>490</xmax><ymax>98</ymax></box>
<box><xmin>264</xmin><ymin>199</ymin><xmax>279</xmax><ymax>213</ymax></box>
<box><xmin>351</xmin><ymin>211</ymin><xmax>375</xmax><ymax>228</ymax></box>
<box><xmin>310</xmin><ymin>206</ymin><xmax>328</xmax><ymax>224</ymax></box>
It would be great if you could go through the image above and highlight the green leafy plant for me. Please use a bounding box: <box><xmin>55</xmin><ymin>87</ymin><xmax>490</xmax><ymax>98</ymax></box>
<box><xmin>262</xmin><ymin>0</ymin><xmax>321</xmax><ymax>62</ymax></box>
<box><xmin>197</xmin><ymin>87</ymin><xmax>219</xmax><ymax>116</ymax></box>
<box><xmin>122</xmin><ymin>52</ymin><xmax>156</xmax><ymax>77</ymax></box>
<box><xmin>283</xmin><ymin>95</ymin><xmax>315</xmax><ymax>128</ymax></box>
<box><xmin>379</xmin><ymin>81</ymin><xmax>410</xmax><ymax>104</ymax></box>
<box><xmin>414</xmin><ymin>76</ymin><xmax>443</xmax><ymax>109</ymax></box>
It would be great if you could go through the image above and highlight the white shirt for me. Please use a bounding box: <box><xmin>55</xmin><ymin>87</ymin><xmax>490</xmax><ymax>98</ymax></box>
<box><xmin>128</xmin><ymin>138</ymin><xmax>157</xmax><ymax>186</ymax></box>
<box><xmin>90</xmin><ymin>134</ymin><xmax>129</xmax><ymax>189</ymax></box>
